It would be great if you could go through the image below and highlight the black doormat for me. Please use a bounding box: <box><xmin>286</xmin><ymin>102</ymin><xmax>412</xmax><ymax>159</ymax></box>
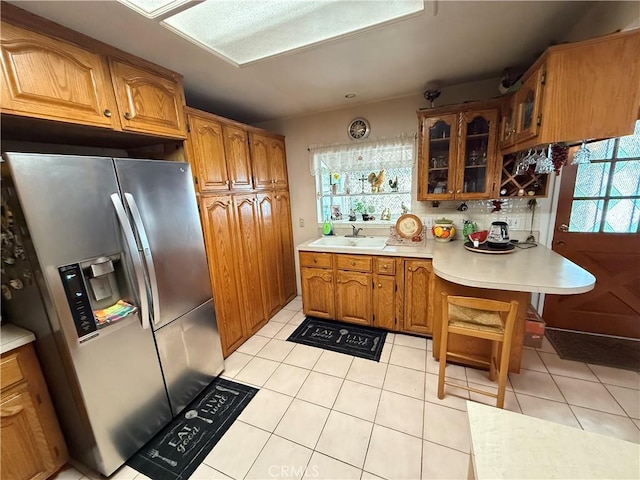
<box><xmin>545</xmin><ymin>328</ymin><xmax>640</xmax><ymax>372</ymax></box>
<box><xmin>127</xmin><ymin>378</ymin><xmax>258</xmax><ymax>480</ymax></box>
<box><xmin>288</xmin><ymin>317</ymin><xmax>387</xmax><ymax>361</ymax></box>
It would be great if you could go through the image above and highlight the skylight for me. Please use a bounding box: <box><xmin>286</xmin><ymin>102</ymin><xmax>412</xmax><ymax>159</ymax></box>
<box><xmin>152</xmin><ymin>0</ymin><xmax>424</xmax><ymax>66</ymax></box>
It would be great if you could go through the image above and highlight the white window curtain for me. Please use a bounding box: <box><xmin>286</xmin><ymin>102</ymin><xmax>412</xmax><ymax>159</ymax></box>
<box><xmin>309</xmin><ymin>133</ymin><xmax>416</xmax><ymax>176</ymax></box>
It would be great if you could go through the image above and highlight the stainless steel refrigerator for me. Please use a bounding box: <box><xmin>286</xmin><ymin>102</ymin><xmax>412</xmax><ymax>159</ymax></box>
<box><xmin>1</xmin><ymin>153</ymin><xmax>224</xmax><ymax>476</ymax></box>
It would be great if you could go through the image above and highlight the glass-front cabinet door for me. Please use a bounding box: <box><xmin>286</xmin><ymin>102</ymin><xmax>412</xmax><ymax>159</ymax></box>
<box><xmin>515</xmin><ymin>64</ymin><xmax>545</xmax><ymax>143</ymax></box>
<box><xmin>418</xmin><ymin>114</ymin><xmax>458</xmax><ymax>200</ymax></box>
<box><xmin>457</xmin><ymin>109</ymin><xmax>498</xmax><ymax>199</ymax></box>
<box><xmin>499</xmin><ymin>94</ymin><xmax>517</xmax><ymax>149</ymax></box>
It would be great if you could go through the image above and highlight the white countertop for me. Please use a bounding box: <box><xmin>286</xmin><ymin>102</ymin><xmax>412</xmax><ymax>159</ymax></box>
<box><xmin>1</xmin><ymin>323</ymin><xmax>36</xmax><ymax>355</ymax></box>
<box><xmin>467</xmin><ymin>401</ymin><xmax>640</xmax><ymax>479</ymax></box>
<box><xmin>297</xmin><ymin>237</ymin><xmax>595</xmax><ymax>295</ymax></box>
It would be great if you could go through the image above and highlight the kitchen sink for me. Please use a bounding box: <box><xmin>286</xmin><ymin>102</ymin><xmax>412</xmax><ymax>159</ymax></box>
<box><xmin>309</xmin><ymin>236</ymin><xmax>387</xmax><ymax>249</ymax></box>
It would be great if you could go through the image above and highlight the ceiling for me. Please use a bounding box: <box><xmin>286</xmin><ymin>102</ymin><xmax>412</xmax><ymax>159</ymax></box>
<box><xmin>6</xmin><ymin>1</ymin><xmax>598</xmax><ymax>124</ymax></box>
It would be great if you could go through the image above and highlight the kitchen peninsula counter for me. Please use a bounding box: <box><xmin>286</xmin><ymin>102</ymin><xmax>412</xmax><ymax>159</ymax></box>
<box><xmin>297</xmin><ymin>237</ymin><xmax>596</xmax><ymax>295</ymax></box>
<box><xmin>297</xmin><ymin>237</ymin><xmax>595</xmax><ymax>372</ymax></box>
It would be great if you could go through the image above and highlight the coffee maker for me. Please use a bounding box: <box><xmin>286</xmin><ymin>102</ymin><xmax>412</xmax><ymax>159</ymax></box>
<box><xmin>488</xmin><ymin>221</ymin><xmax>510</xmax><ymax>248</ymax></box>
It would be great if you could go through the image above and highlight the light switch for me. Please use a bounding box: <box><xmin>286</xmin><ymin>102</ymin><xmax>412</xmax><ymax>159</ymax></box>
<box><xmin>299</xmin><ymin>218</ymin><xmax>305</xmax><ymax>227</ymax></box>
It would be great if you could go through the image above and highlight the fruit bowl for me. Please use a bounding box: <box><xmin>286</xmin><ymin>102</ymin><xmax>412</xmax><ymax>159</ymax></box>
<box><xmin>468</xmin><ymin>230</ymin><xmax>488</xmax><ymax>244</ymax></box>
<box><xmin>431</xmin><ymin>218</ymin><xmax>455</xmax><ymax>242</ymax></box>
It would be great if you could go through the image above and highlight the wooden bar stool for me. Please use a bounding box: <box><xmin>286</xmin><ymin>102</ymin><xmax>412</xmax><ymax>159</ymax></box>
<box><xmin>437</xmin><ymin>293</ymin><xmax>518</xmax><ymax>409</ymax></box>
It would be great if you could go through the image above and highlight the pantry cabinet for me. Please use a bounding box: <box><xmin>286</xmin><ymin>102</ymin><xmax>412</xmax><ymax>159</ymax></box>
<box><xmin>232</xmin><ymin>194</ymin><xmax>268</xmax><ymax>334</ymax></box>
<box><xmin>200</xmin><ymin>195</ymin><xmax>246</xmax><ymax>355</ymax></box>
<box><xmin>186</xmin><ymin>111</ymin><xmax>229</xmax><ymax>191</ymax></box>
<box><xmin>417</xmin><ymin>102</ymin><xmax>499</xmax><ymax>201</ymax></box>
<box><xmin>250</xmin><ymin>133</ymin><xmax>289</xmax><ymax>190</ymax></box>
<box><xmin>273</xmin><ymin>191</ymin><xmax>297</xmax><ymax>304</ymax></box>
<box><xmin>0</xmin><ymin>17</ymin><xmax>187</xmax><ymax>139</ymax></box>
<box><xmin>257</xmin><ymin>191</ymin><xmax>297</xmax><ymax>318</ymax></box>
<box><xmin>187</xmin><ymin>107</ymin><xmax>295</xmax><ymax>357</ymax></box>
<box><xmin>223</xmin><ymin>125</ymin><xmax>253</xmax><ymax>190</ymax></box>
<box><xmin>1</xmin><ymin>343</ymin><xmax>68</xmax><ymax>480</ymax></box>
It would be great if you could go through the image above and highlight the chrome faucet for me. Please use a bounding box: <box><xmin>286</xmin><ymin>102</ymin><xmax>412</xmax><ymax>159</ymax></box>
<box><xmin>351</xmin><ymin>225</ymin><xmax>363</xmax><ymax>237</ymax></box>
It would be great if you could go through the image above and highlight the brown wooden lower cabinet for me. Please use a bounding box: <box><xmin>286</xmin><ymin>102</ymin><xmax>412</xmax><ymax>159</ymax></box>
<box><xmin>336</xmin><ymin>271</ymin><xmax>372</xmax><ymax>326</ymax></box>
<box><xmin>233</xmin><ymin>194</ymin><xmax>268</xmax><ymax>335</ymax></box>
<box><xmin>1</xmin><ymin>343</ymin><xmax>68</xmax><ymax>480</ymax></box>
<box><xmin>299</xmin><ymin>252</ymin><xmax>432</xmax><ymax>334</ymax></box>
<box><xmin>403</xmin><ymin>259</ymin><xmax>434</xmax><ymax>335</ymax></box>
<box><xmin>200</xmin><ymin>195</ymin><xmax>246</xmax><ymax>355</ymax></box>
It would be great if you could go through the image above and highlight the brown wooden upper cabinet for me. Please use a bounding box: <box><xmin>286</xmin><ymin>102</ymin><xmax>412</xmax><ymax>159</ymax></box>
<box><xmin>186</xmin><ymin>109</ymin><xmax>254</xmax><ymax>192</ymax></box>
<box><xmin>417</xmin><ymin>103</ymin><xmax>499</xmax><ymax>201</ymax></box>
<box><xmin>223</xmin><ymin>125</ymin><xmax>254</xmax><ymax>190</ymax></box>
<box><xmin>250</xmin><ymin>132</ymin><xmax>288</xmax><ymax>189</ymax></box>
<box><xmin>0</xmin><ymin>19</ymin><xmax>187</xmax><ymax>139</ymax></box>
<box><xmin>500</xmin><ymin>29</ymin><xmax>640</xmax><ymax>154</ymax></box>
<box><xmin>0</xmin><ymin>21</ymin><xmax>119</xmax><ymax>129</ymax></box>
<box><xmin>108</xmin><ymin>58</ymin><xmax>186</xmax><ymax>139</ymax></box>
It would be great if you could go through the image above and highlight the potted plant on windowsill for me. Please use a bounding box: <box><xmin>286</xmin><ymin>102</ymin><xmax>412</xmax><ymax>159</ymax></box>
<box><xmin>354</xmin><ymin>201</ymin><xmax>370</xmax><ymax>221</ymax></box>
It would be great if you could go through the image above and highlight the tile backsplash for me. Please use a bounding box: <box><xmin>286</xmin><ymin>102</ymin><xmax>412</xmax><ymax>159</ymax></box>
<box><xmin>324</xmin><ymin>197</ymin><xmax>541</xmax><ymax>243</ymax></box>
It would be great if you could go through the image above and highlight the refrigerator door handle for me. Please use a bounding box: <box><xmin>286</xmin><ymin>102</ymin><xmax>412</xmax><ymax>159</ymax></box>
<box><xmin>124</xmin><ymin>193</ymin><xmax>161</xmax><ymax>327</ymax></box>
<box><xmin>110</xmin><ymin>193</ymin><xmax>150</xmax><ymax>330</ymax></box>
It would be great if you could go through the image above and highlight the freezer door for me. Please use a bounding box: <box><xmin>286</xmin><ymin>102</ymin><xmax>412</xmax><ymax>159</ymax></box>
<box><xmin>114</xmin><ymin>159</ymin><xmax>212</xmax><ymax>329</ymax></box>
<box><xmin>154</xmin><ymin>299</ymin><xmax>224</xmax><ymax>415</ymax></box>
<box><xmin>4</xmin><ymin>153</ymin><xmax>172</xmax><ymax>476</ymax></box>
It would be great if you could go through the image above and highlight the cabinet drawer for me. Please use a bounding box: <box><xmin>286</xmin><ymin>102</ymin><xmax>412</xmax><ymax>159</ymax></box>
<box><xmin>375</xmin><ymin>257</ymin><xmax>396</xmax><ymax>275</ymax></box>
<box><xmin>336</xmin><ymin>255</ymin><xmax>372</xmax><ymax>273</ymax></box>
<box><xmin>299</xmin><ymin>252</ymin><xmax>333</xmax><ymax>269</ymax></box>
<box><xmin>1</xmin><ymin>353</ymin><xmax>24</xmax><ymax>391</ymax></box>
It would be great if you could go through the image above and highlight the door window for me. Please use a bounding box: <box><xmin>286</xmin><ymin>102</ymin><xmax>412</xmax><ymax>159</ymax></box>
<box><xmin>568</xmin><ymin>122</ymin><xmax>640</xmax><ymax>233</ymax></box>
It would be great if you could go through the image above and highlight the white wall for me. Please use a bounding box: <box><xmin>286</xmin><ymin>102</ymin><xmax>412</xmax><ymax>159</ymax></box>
<box><xmin>562</xmin><ymin>1</ymin><xmax>640</xmax><ymax>42</ymax></box>
<box><xmin>259</xmin><ymin>3</ymin><xmax>639</xmax><ymax>296</ymax></box>
<box><xmin>259</xmin><ymin>78</ymin><xmax>505</xmax><ymax>293</ymax></box>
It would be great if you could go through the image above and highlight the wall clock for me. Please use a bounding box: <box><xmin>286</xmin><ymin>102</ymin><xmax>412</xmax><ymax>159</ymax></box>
<box><xmin>348</xmin><ymin>117</ymin><xmax>370</xmax><ymax>140</ymax></box>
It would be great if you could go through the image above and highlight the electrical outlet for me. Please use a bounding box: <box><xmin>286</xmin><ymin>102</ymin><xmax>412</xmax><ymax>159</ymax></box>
<box><xmin>423</xmin><ymin>216</ymin><xmax>433</xmax><ymax>228</ymax></box>
<box><xmin>298</xmin><ymin>218</ymin><xmax>305</xmax><ymax>227</ymax></box>
<box><xmin>506</xmin><ymin>217</ymin><xmax>522</xmax><ymax>230</ymax></box>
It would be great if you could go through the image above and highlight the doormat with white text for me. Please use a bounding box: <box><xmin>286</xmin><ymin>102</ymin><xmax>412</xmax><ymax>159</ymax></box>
<box><xmin>127</xmin><ymin>377</ymin><xmax>258</xmax><ymax>480</ymax></box>
<box><xmin>288</xmin><ymin>317</ymin><xmax>387</xmax><ymax>361</ymax></box>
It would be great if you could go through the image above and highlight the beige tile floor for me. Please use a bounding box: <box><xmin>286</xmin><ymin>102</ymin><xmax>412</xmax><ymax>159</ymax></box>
<box><xmin>57</xmin><ymin>297</ymin><xmax>640</xmax><ymax>480</ymax></box>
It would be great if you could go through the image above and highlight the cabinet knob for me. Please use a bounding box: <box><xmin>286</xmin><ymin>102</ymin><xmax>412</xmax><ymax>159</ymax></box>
<box><xmin>456</xmin><ymin>189</ymin><xmax>461</xmax><ymax>194</ymax></box>
<box><xmin>225</xmin><ymin>180</ymin><xmax>230</xmax><ymax>186</ymax></box>
<box><xmin>124</xmin><ymin>112</ymin><xmax>132</xmax><ymax>120</ymax></box>
<box><xmin>448</xmin><ymin>190</ymin><xmax>453</xmax><ymax>194</ymax></box>
<box><xmin>556</xmin><ymin>240</ymin><xmax>566</xmax><ymax>247</ymax></box>
<box><xmin>313</xmin><ymin>258</ymin><xmax>318</xmax><ymax>263</ymax></box>
<box><xmin>231</xmin><ymin>180</ymin><xmax>236</xmax><ymax>185</ymax></box>
<box><xmin>383</xmin><ymin>264</ymin><xmax>388</xmax><ymax>269</ymax></box>
<box><xmin>103</xmin><ymin>109</ymin><xmax>112</xmax><ymax>118</ymax></box>
<box><xmin>275</xmin><ymin>195</ymin><xmax>281</xmax><ymax>200</ymax></box>
<box><xmin>351</xmin><ymin>261</ymin><xmax>356</xmax><ymax>266</ymax></box>
<box><xmin>378</xmin><ymin>283</ymin><xmax>382</xmax><ymax>288</ymax></box>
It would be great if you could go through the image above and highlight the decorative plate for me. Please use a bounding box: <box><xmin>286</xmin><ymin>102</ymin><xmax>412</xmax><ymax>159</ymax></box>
<box><xmin>396</xmin><ymin>214</ymin><xmax>423</xmax><ymax>239</ymax></box>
